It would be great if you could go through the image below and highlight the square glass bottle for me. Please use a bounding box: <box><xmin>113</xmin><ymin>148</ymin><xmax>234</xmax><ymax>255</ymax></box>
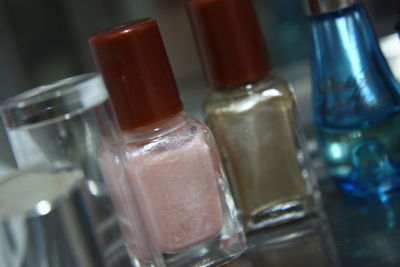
<box><xmin>89</xmin><ymin>18</ymin><xmax>246</xmax><ymax>266</ymax></box>
<box><xmin>187</xmin><ymin>0</ymin><xmax>320</xmax><ymax>232</ymax></box>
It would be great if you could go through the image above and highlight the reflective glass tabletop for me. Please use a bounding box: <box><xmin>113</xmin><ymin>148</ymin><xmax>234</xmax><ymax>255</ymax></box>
<box><xmin>224</xmin><ymin>169</ymin><xmax>400</xmax><ymax>267</ymax></box>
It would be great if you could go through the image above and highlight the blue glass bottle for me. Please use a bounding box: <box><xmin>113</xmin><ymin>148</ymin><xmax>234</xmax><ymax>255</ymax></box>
<box><xmin>309</xmin><ymin>1</ymin><xmax>400</xmax><ymax>196</ymax></box>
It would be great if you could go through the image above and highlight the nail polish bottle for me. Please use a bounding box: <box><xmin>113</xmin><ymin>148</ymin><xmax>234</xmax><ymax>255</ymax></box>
<box><xmin>89</xmin><ymin>18</ymin><xmax>246</xmax><ymax>266</ymax></box>
<box><xmin>187</xmin><ymin>0</ymin><xmax>320</xmax><ymax>232</ymax></box>
<box><xmin>308</xmin><ymin>0</ymin><xmax>400</xmax><ymax>196</ymax></box>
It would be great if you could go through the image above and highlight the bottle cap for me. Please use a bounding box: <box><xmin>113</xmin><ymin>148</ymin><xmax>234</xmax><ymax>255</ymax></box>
<box><xmin>187</xmin><ymin>0</ymin><xmax>271</xmax><ymax>89</ymax></box>
<box><xmin>89</xmin><ymin>18</ymin><xmax>183</xmax><ymax>131</ymax></box>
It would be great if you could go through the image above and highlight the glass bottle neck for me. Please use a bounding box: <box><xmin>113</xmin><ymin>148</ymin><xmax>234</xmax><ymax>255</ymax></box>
<box><xmin>309</xmin><ymin>3</ymin><xmax>396</xmax><ymax>89</ymax></box>
<box><xmin>307</xmin><ymin>0</ymin><xmax>353</xmax><ymax>15</ymax></box>
<box><xmin>309</xmin><ymin>3</ymin><xmax>400</xmax><ymax>128</ymax></box>
<box><xmin>121</xmin><ymin>112</ymin><xmax>188</xmax><ymax>143</ymax></box>
<box><xmin>307</xmin><ymin>0</ymin><xmax>354</xmax><ymax>15</ymax></box>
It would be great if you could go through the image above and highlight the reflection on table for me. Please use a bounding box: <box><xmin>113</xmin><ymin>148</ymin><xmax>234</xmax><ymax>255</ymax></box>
<box><xmin>224</xmin><ymin>173</ymin><xmax>400</xmax><ymax>267</ymax></box>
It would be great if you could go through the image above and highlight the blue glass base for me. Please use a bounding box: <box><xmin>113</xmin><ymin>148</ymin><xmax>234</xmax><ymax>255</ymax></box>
<box><xmin>334</xmin><ymin>148</ymin><xmax>400</xmax><ymax>197</ymax></box>
<box><xmin>330</xmin><ymin>139</ymin><xmax>400</xmax><ymax>197</ymax></box>
<box><xmin>317</xmin><ymin>112</ymin><xmax>400</xmax><ymax>198</ymax></box>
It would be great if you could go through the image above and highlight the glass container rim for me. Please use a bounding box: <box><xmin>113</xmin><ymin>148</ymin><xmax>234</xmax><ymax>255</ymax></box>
<box><xmin>0</xmin><ymin>73</ymin><xmax>109</xmax><ymax>128</ymax></box>
<box><xmin>1</xmin><ymin>73</ymin><xmax>100</xmax><ymax>110</ymax></box>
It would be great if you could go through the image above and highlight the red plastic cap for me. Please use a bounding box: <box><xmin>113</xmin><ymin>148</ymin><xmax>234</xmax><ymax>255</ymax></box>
<box><xmin>89</xmin><ymin>18</ymin><xmax>183</xmax><ymax>131</ymax></box>
<box><xmin>187</xmin><ymin>0</ymin><xmax>271</xmax><ymax>89</ymax></box>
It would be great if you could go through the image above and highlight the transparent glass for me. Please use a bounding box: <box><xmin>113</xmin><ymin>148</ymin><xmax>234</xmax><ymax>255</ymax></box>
<box><xmin>204</xmin><ymin>73</ymin><xmax>320</xmax><ymax>232</ymax></box>
<box><xmin>120</xmin><ymin>112</ymin><xmax>246</xmax><ymax>266</ymax></box>
<box><xmin>0</xmin><ymin>73</ymin><xmax>162</xmax><ymax>267</ymax></box>
<box><xmin>310</xmin><ymin>3</ymin><xmax>400</xmax><ymax>196</ymax></box>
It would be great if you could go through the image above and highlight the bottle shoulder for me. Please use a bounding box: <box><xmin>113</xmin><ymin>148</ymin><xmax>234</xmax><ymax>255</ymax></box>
<box><xmin>205</xmin><ymin>73</ymin><xmax>295</xmax><ymax>113</ymax></box>
<box><xmin>121</xmin><ymin>112</ymin><xmax>213</xmax><ymax>155</ymax></box>
<box><xmin>207</xmin><ymin>73</ymin><xmax>291</xmax><ymax>98</ymax></box>
<box><xmin>310</xmin><ymin>3</ymin><xmax>364</xmax><ymax>22</ymax></box>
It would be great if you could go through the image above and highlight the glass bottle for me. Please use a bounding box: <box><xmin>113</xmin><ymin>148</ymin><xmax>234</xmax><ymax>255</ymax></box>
<box><xmin>0</xmin><ymin>73</ymin><xmax>162</xmax><ymax>267</ymax></box>
<box><xmin>308</xmin><ymin>0</ymin><xmax>400</xmax><ymax>196</ymax></box>
<box><xmin>187</xmin><ymin>0</ymin><xmax>319</xmax><ymax>232</ymax></box>
<box><xmin>89</xmin><ymin>18</ymin><xmax>246</xmax><ymax>266</ymax></box>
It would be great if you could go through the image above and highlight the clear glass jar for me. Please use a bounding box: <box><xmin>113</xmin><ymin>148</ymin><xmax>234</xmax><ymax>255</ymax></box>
<box><xmin>0</xmin><ymin>73</ymin><xmax>163</xmax><ymax>267</ymax></box>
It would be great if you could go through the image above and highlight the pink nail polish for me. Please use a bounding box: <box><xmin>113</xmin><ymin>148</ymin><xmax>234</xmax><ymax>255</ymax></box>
<box><xmin>89</xmin><ymin>18</ymin><xmax>246</xmax><ymax>266</ymax></box>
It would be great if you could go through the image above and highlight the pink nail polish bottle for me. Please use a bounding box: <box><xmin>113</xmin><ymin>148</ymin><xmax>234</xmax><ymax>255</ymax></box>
<box><xmin>89</xmin><ymin>18</ymin><xmax>246</xmax><ymax>266</ymax></box>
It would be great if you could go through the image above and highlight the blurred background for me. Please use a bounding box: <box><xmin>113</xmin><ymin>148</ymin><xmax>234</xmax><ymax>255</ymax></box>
<box><xmin>0</xmin><ymin>0</ymin><xmax>398</xmax><ymax>169</ymax></box>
